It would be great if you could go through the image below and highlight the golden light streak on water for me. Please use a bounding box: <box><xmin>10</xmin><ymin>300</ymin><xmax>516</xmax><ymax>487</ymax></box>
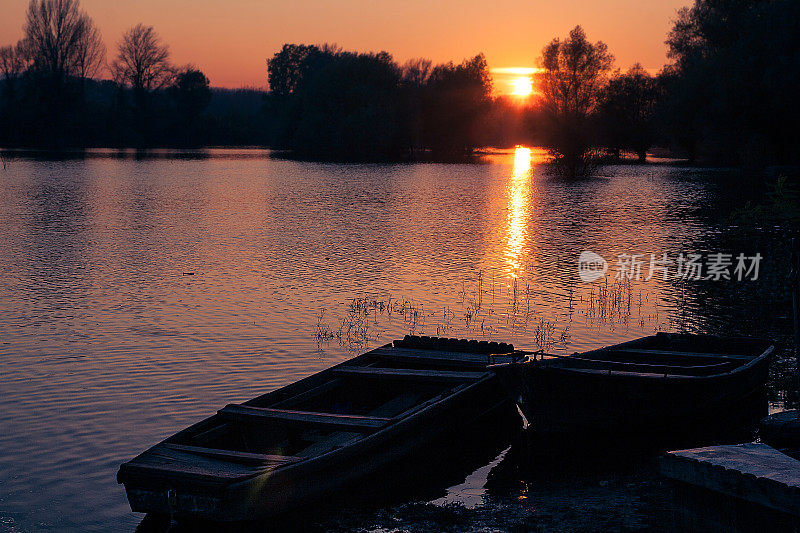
<box><xmin>505</xmin><ymin>146</ymin><xmax>533</xmax><ymax>276</ymax></box>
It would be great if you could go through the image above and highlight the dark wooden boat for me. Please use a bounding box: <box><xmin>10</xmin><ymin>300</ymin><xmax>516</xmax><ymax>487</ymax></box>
<box><xmin>491</xmin><ymin>333</ymin><xmax>774</xmax><ymax>440</ymax></box>
<box><xmin>117</xmin><ymin>336</ymin><xmax>524</xmax><ymax>521</ymax></box>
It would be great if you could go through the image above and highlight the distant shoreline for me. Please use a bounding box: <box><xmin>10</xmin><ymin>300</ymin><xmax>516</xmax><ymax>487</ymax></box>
<box><xmin>0</xmin><ymin>145</ymin><xmax>695</xmax><ymax>166</ymax></box>
<box><xmin>8</xmin><ymin>145</ymin><xmax>793</xmax><ymax>173</ymax></box>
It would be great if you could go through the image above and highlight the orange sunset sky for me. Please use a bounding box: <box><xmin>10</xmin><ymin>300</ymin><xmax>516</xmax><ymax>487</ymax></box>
<box><xmin>0</xmin><ymin>0</ymin><xmax>688</xmax><ymax>91</ymax></box>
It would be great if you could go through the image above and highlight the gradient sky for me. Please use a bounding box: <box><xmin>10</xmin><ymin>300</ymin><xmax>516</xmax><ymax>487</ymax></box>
<box><xmin>0</xmin><ymin>0</ymin><xmax>688</xmax><ymax>90</ymax></box>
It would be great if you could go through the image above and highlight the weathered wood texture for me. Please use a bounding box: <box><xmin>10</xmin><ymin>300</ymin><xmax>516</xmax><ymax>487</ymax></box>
<box><xmin>369</xmin><ymin>346</ymin><xmax>517</xmax><ymax>367</ymax></box>
<box><xmin>332</xmin><ymin>366</ymin><xmax>487</xmax><ymax>382</ymax></box>
<box><xmin>162</xmin><ymin>444</ymin><xmax>301</xmax><ymax>465</ymax></box>
<box><xmin>669</xmin><ymin>479</ymin><xmax>800</xmax><ymax>533</ymax></box>
<box><xmin>219</xmin><ymin>405</ymin><xmax>391</xmax><ymax>430</ymax></box>
<box><xmin>117</xmin><ymin>335</ymin><xmax>516</xmax><ymax>520</ymax></box>
<box><xmin>659</xmin><ymin>443</ymin><xmax>800</xmax><ymax>516</ymax></box>
<box><xmin>119</xmin><ymin>445</ymin><xmax>275</xmax><ymax>486</ymax></box>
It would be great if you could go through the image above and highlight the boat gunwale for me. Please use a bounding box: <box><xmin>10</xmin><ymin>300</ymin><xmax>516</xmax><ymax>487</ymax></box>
<box><xmin>530</xmin><ymin>335</ymin><xmax>774</xmax><ymax>381</ymax></box>
<box><xmin>536</xmin><ymin>353</ymin><xmax>737</xmax><ymax>372</ymax></box>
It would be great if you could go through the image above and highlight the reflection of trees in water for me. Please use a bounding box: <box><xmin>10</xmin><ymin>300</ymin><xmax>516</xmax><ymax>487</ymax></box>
<box><xmin>19</xmin><ymin>166</ymin><xmax>92</xmax><ymax>301</ymax></box>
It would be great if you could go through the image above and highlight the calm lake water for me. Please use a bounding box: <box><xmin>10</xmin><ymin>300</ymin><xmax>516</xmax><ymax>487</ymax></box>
<box><xmin>0</xmin><ymin>148</ymin><xmax>795</xmax><ymax>531</ymax></box>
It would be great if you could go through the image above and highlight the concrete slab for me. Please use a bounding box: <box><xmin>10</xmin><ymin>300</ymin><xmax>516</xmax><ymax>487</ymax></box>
<box><xmin>660</xmin><ymin>442</ymin><xmax>800</xmax><ymax>516</ymax></box>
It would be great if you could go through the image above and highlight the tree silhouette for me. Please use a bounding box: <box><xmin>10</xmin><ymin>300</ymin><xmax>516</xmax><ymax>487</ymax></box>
<box><xmin>264</xmin><ymin>44</ymin><xmax>497</xmax><ymax>160</ymax></box>
<box><xmin>401</xmin><ymin>58</ymin><xmax>433</xmax><ymax>87</ymax></box>
<box><xmin>539</xmin><ymin>25</ymin><xmax>613</xmax><ymax>177</ymax></box>
<box><xmin>291</xmin><ymin>49</ymin><xmax>403</xmax><ymax>159</ymax></box>
<box><xmin>111</xmin><ymin>24</ymin><xmax>173</xmax><ymax>95</ymax></box>
<box><xmin>662</xmin><ymin>0</ymin><xmax>800</xmax><ymax>164</ymax></box>
<box><xmin>21</xmin><ymin>0</ymin><xmax>105</xmax><ymax>144</ymax></box>
<box><xmin>598</xmin><ymin>64</ymin><xmax>660</xmax><ymax>162</ymax></box>
<box><xmin>267</xmin><ymin>44</ymin><xmax>323</xmax><ymax>98</ymax></box>
<box><xmin>110</xmin><ymin>24</ymin><xmax>173</xmax><ymax>143</ymax></box>
<box><xmin>423</xmin><ymin>54</ymin><xmax>493</xmax><ymax>155</ymax></box>
<box><xmin>0</xmin><ymin>42</ymin><xmax>29</xmax><ymax>145</ymax></box>
<box><xmin>23</xmin><ymin>0</ymin><xmax>104</xmax><ymax>82</ymax></box>
<box><xmin>169</xmin><ymin>67</ymin><xmax>212</xmax><ymax>145</ymax></box>
<box><xmin>0</xmin><ymin>43</ymin><xmax>27</xmax><ymax>100</ymax></box>
<box><xmin>400</xmin><ymin>58</ymin><xmax>433</xmax><ymax>152</ymax></box>
<box><xmin>3</xmin><ymin>1</ymin><xmax>793</xmax><ymax>163</ymax></box>
<box><xmin>74</xmin><ymin>18</ymin><xmax>105</xmax><ymax>82</ymax></box>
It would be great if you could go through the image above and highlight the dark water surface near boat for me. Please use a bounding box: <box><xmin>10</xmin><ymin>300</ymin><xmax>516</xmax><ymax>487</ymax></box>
<box><xmin>0</xmin><ymin>148</ymin><xmax>795</xmax><ymax>531</ymax></box>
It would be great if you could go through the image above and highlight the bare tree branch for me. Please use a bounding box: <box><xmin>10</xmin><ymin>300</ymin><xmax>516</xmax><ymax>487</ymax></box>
<box><xmin>22</xmin><ymin>0</ymin><xmax>104</xmax><ymax>82</ymax></box>
<box><xmin>110</xmin><ymin>24</ymin><xmax>173</xmax><ymax>93</ymax></box>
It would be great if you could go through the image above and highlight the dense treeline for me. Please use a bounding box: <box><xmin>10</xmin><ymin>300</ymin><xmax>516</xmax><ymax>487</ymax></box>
<box><xmin>660</xmin><ymin>0</ymin><xmax>800</xmax><ymax>165</ymax></box>
<box><xmin>264</xmin><ymin>44</ymin><xmax>496</xmax><ymax>159</ymax></box>
<box><xmin>0</xmin><ymin>0</ymin><xmax>267</xmax><ymax>148</ymax></box>
<box><xmin>536</xmin><ymin>0</ymin><xmax>800</xmax><ymax>175</ymax></box>
<box><xmin>1</xmin><ymin>0</ymin><xmax>798</xmax><ymax>168</ymax></box>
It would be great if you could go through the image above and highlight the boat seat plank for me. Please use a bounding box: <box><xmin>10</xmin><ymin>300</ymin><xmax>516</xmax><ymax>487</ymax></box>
<box><xmin>372</xmin><ymin>352</ymin><xmax>488</xmax><ymax>369</ymax></box>
<box><xmin>119</xmin><ymin>445</ymin><xmax>273</xmax><ymax>487</ymax></box>
<box><xmin>612</xmin><ymin>348</ymin><xmax>752</xmax><ymax>361</ymax></box>
<box><xmin>219</xmin><ymin>405</ymin><xmax>390</xmax><ymax>430</ymax></box>
<box><xmin>369</xmin><ymin>346</ymin><xmax>516</xmax><ymax>366</ymax></box>
<box><xmin>162</xmin><ymin>443</ymin><xmax>302</xmax><ymax>465</ymax></box>
<box><xmin>332</xmin><ymin>366</ymin><xmax>487</xmax><ymax>382</ymax></box>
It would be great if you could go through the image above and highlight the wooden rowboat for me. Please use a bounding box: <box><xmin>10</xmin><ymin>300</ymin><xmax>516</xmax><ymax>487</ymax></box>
<box><xmin>491</xmin><ymin>333</ymin><xmax>773</xmax><ymax>441</ymax></box>
<box><xmin>117</xmin><ymin>336</ymin><xmax>524</xmax><ymax>521</ymax></box>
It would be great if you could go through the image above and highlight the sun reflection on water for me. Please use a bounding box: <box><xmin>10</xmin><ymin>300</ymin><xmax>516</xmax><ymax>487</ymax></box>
<box><xmin>505</xmin><ymin>146</ymin><xmax>533</xmax><ymax>275</ymax></box>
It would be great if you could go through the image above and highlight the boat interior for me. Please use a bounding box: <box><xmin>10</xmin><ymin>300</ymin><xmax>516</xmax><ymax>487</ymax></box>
<box><xmin>120</xmin><ymin>339</ymin><xmax>517</xmax><ymax>487</ymax></box>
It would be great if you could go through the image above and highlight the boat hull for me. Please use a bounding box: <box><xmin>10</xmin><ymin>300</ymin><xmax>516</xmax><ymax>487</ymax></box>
<box><xmin>494</xmin><ymin>335</ymin><xmax>772</xmax><ymax>443</ymax></box>
<box><xmin>120</xmin><ymin>350</ymin><xmax>515</xmax><ymax>521</ymax></box>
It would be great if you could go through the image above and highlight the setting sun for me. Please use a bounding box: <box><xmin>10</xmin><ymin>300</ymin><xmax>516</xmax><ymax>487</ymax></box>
<box><xmin>511</xmin><ymin>76</ymin><xmax>533</xmax><ymax>97</ymax></box>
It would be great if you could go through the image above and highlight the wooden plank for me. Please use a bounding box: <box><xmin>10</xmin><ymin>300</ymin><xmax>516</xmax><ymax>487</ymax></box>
<box><xmin>392</xmin><ymin>336</ymin><xmax>514</xmax><ymax>354</ymax></box>
<box><xmin>370</xmin><ymin>346</ymin><xmax>518</xmax><ymax>366</ymax></box>
<box><xmin>614</xmin><ymin>348</ymin><xmax>753</xmax><ymax>361</ymax></box>
<box><xmin>119</xmin><ymin>445</ymin><xmax>269</xmax><ymax>486</ymax></box>
<box><xmin>268</xmin><ymin>379</ymin><xmax>341</xmax><ymax>409</ymax></box>
<box><xmin>372</xmin><ymin>352</ymin><xmax>488</xmax><ymax>369</ymax></box>
<box><xmin>393</xmin><ymin>385</ymin><xmax>469</xmax><ymax>421</ymax></box>
<box><xmin>219</xmin><ymin>405</ymin><xmax>390</xmax><ymax>430</ymax></box>
<box><xmin>659</xmin><ymin>443</ymin><xmax>800</xmax><ymax>516</ymax></box>
<box><xmin>191</xmin><ymin>423</ymin><xmax>228</xmax><ymax>445</ymax></box>
<box><xmin>120</xmin><ymin>462</ymin><xmax>255</xmax><ymax>485</ymax></box>
<box><xmin>369</xmin><ymin>391</ymin><xmax>425</xmax><ymax>418</ymax></box>
<box><xmin>296</xmin><ymin>392</ymin><xmax>424</xmax><ymax>458</ymax></box>
<box><xmin>296</xmin><ymin>432</ymin><xmax>361</xmax><ymax>458</ymax></box>
<box><xmin>162</xmin><ymin>444</ymin><xmax>302</xmax><ymax>465</ymax></box>
<box><xmin>332</xmin><ymin>366</ymin><xmax>487</xmax><ymax>382</ymax></box>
